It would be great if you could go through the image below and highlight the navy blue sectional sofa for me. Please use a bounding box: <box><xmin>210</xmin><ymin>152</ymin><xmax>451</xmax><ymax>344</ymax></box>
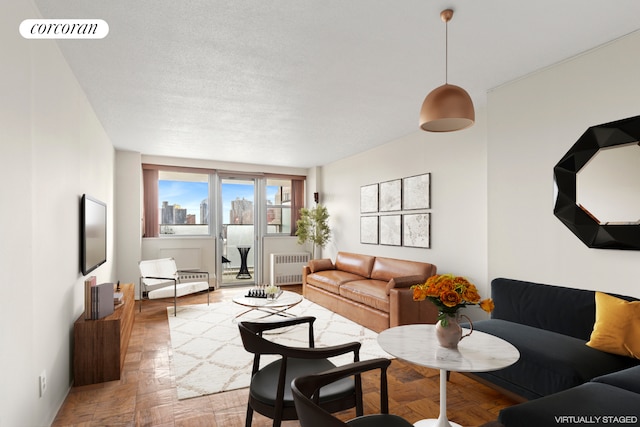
<box><xmin>498</xmin><ymin>366</ymin><xmax>640</xmax><ymax>426</ymax></box>
<box><xmin>470</xmin><ymin>278</ymin><xmax>640</xmax><ymax>426</ymax></box>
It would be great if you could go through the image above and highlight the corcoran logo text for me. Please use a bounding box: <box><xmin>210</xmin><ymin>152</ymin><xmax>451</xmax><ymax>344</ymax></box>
<box><xmin>20</xmin><ymin>19</ymin><xmax>109</xmax><ymax>39</ymax></box>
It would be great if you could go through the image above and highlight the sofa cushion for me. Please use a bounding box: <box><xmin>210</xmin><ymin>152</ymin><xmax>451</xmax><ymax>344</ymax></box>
<box><xmin>587</xmin><ymin>292</ymin><xmax>640</xmax><ymax>359</ymax></box>
<box><xmin>498</xmin><ymin>382</ymin><xmax>640</xmax><ymax>427</ymax></box>
<box><xmin>490</xmin><ymin>278</ymin><xmax>597</xmax><ymax>340</ymax></box>
<box><xmin>472</xmin><ymin>319</ymin><xmax>640</xmax><ymax>399</ymax></box>
<box><xmin>308</xmin><ymin>258</ymin><xmax>335</xmax><ymax>273</ymax></box>
<box><xmin>386</xmin><ymin>275</ymin><xmax>425</xmax><ymax>295</ymax></box>
<box><xmin>306</xmin><ymin>270</ymin><xmax>364</xmax><ymax>294</ymax></box>
<box><xmin>335</xmin><ymin>252</ymin><xmax>375</xmax><ymax>278</ymax></box>
<box><xmin>339</xmin><ymin>280</ymin><xmax>390</xmax><ymax>312</ymax></box>
<box><xmin>592</xmin><ymin>365</ymin><xmax>640</xmax><ymax>394</ymax></box>
<box><xmin>370</xmin><ymin>256</ymin><xmax>435</xmax><ymax>282</ymax></box>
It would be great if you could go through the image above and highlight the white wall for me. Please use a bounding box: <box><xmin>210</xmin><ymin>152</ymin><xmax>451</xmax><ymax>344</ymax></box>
<box><xmin>1</xmin><ymin>3</ymin><xmax>36</xmax><ymax>425</ymax></box>
<box><xmin>1</xmin><ymin>2</ymin><xmax>116</xmax><ymax>425</ymax></box>
<box><xmin>488</xmin><ymin>31</ymin><xmax>640</xmax><ymax>297</ymax></box>
<box><xmin>319</xmin><ymin>108</ymin><xmax>489</xmax><ymax>301</ymax></box>
<box><xmin>115</xmin><ymin>150</ymin><xmax>142</xmax><ymax>290</ymax></box>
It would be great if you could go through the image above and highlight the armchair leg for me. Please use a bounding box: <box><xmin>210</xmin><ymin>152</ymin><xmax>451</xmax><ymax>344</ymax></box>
<box><xmin>173</xmin><ymin>285</ymin><xmax>177</xmax><ymax>316</ymax></box>
<box><xmin>245</xmin><ymin>404</ymin><xmax>253</xmax><ymax>427</ymax></box>
<box><xmin>355</xmin><ymin>373</ymin><xmax>364</xmax><ymax>416</ymax></box>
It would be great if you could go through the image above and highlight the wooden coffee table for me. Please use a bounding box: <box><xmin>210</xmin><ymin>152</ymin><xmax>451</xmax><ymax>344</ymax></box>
<box><xmin>232</xmin><ymin>290</ymin><xmax>303</xmax><ymax>320</ymax></box>
<box><xmin>378</xmin><ymin>324</ymin><xmax>520</xmax><ymax>427</ymax></box>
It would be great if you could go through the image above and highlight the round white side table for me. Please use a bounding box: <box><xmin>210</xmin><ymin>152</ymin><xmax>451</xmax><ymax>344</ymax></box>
<box><xmin>378</xmin><ymin>324</ymin><xmax>519</xmax><ymax>427</ymax></box>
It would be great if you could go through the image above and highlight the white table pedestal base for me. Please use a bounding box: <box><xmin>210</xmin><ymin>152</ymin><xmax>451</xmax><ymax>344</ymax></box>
<box><xmin>413</xmin><ymin>369</ymin><xmax>462</xmax><ymax>427</ymax></box>
<box><xmin>414</xmin><ymin>418</ymin><xmax>462</xmax><ymax>427</ymax></box>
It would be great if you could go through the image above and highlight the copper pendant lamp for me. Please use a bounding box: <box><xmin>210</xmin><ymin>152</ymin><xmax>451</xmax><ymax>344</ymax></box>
<box><xmin>419</xmin><ymin>9</ymin><xmax>475</xmax><ymax>132</ymax></box>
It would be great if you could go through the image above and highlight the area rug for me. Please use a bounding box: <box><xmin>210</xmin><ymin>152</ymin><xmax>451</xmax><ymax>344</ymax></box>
<box><xmin>167</xmin><ymin>298</ymin><xmax>392</xmax><ymax>400</ymax></box>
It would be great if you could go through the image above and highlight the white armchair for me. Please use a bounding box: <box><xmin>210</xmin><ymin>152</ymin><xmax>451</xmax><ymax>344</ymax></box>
<box><xmin>138</xmin><ymin>257</ymin><xmax>211</xmax><ymax>315</ymax></box>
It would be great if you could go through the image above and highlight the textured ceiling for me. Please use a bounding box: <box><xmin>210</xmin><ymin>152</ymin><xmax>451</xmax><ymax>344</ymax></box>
<box><xmin>33</xmin><ymin>1</ymin><xmax>640</xmax><ymax>168</ymax></box>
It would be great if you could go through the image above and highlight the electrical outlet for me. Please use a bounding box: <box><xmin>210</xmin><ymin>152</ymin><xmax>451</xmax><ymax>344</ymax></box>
<box><xmin>39</xmin><ymin>370</ymin><xmax>47</xmax><ymax>397</ymax></box>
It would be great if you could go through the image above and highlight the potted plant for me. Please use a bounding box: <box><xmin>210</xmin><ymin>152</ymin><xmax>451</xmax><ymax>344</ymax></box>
<box><xmin>295</xmin><ymin>204</ymin><xmax>331</xmax><ymax>259</ymax></box>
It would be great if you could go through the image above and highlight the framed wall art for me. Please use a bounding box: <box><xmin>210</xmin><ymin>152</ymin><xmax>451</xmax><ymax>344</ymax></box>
<box><xmin>379</xmin><ymin>179</ymin><xmax>401</xmax><ymax>212</ymax></box>
<box><xmin>379</xmin><ymin>215</ymin><xmax>402</xmax><ymax>246</ymax></box>
<box><xmin>402</xmin><ymin>213</ymin><xmax>430</xmax><ymax>248</ymax></box>
<box><xmin>402</xmin><ymin>173</ymin><xmax>430</xmax><ymax>210</ymax></box>
<box><xmin>360</xmin><ymin>216</ymin><xmax>379</xmax><ymax>244</ymax></box>
<box><xmin>360</xmin><ymin>184</ymin><xmax>378</xmax><ymax>213</ymax></box>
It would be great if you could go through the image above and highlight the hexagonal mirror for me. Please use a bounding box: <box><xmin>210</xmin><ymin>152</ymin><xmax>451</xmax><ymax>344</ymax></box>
<box><xmin>554</xmin><ymin>115</ymin><xmax>640</xmax><ymax>250</ymax></box>
<box><xmin>577</xmin><ymin>142</ymin><xmax>640</xmax><ymax>225</ymax></box>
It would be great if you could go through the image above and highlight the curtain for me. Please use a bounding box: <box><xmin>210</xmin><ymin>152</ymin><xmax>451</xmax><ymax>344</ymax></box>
<box><xmin>290</xmin><ymin>179</ymin><xmax>305</xmax><ymax>236</ymax></box>
<box><xmin>142</xmin><ymin>168</ymin><xmax>159</xmax><ymax>238</ymax></box>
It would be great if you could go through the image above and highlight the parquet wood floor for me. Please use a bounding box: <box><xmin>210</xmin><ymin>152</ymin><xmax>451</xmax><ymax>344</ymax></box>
<box><xmin>52</xmin><ymin>285</ymin><xmax>517</xmax><ymax>427</ymax></box>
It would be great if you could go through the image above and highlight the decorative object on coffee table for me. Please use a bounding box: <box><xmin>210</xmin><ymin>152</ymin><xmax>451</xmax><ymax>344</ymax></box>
<box><xmin>412</xmin><ymin>273</ymin><xmax>494</xmax><ymax>348</ymax></box>
<box><xmin>265</xmin><ymin>284</ymin><xmax>281</xmax><ymax>300</ymax></box>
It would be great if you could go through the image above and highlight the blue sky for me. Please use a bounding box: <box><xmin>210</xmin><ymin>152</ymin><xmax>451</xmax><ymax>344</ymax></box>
<box><xmin>159</xmin><ymin>180</ymin><xmax>209</xmax><ymax>222</ymax></box>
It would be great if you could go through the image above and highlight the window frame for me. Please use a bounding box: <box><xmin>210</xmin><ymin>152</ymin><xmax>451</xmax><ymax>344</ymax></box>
<box><xmin>264</xmin><ymin>175</ymin><xmax>305</xmax><ymax>236</ymax></box>
<box><xmin>142</xmin><ymin>164</ymin><xmax>215</xmax><ymax>238</ymax></box>
<box><xmin>142</xmin><ymin>165</ymin><xmax>306</xmax><ymax>239</ymax></box>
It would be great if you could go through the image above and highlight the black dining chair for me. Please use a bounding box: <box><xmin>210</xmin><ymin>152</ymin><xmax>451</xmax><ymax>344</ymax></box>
<box><xmin>238</xmin><ymin>316</ymin><xmax>363</xmax><ymax>427</ymax></box>
<box><xmin>292</xmin><ymin>358</ymin><xmax>414</xmax><ymax>427</ymax></box>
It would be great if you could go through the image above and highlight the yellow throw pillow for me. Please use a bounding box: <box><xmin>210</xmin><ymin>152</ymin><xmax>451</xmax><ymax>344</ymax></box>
<box><xmin>586</xmin><ymin>292</ymin><xmax>640</xmax><ymax>359</ymax></box>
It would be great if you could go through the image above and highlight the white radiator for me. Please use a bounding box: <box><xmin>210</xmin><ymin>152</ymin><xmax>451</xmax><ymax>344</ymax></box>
<box><xmin>270</xmin><ymin>252</ymin><xmax>311</xmax><ymax>286</ymax></box>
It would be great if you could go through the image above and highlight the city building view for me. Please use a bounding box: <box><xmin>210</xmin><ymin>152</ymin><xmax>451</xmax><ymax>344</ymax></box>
<box><xmin>157</xmin><ymin>180</ymin><xmax>291</xmax><ymax>235</ymax></box>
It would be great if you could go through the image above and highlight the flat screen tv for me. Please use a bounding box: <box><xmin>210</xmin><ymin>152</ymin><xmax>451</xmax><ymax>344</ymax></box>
<box><xmin>80</xmin><ymin>194</ymin><xmax>107</xmax><ymax>275</ymax></box>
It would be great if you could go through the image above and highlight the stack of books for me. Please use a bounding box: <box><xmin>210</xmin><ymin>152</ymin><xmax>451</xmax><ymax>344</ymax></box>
<box><xmin>83</xmin><ymin>277</ymin><xmax>115</xmax><ymax>320</ymax></box>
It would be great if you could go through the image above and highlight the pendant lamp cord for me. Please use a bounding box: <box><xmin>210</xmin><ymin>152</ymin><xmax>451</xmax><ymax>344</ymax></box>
<box><xmin>445</xmin><ymin>18</ymin><xmax>449</xmax><ymax>84</ymax></box>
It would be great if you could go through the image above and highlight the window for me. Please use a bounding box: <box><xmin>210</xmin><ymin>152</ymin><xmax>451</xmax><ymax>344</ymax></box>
<box><xmin>143</xmin><ymin>165</ymin><xmax>211</xmax><ymax>237</ymax></box>
<box><xmin>265</xmin><ymin>177</ymin><xmax>305</xmax><ymax>235</ymax></box>
<box><xmin>158</xmin><ymin>171</ymin><xmax>209</xmax><ymax>235</ymax></box>
<box><xmin>142</xmin><ymin>165</ymin><xmax>305</xmax><ymax>238</ymax></box>
<box><xmin>266</xmin><ymin>178</ymin><xmax>292</xmax><ymax>234</ymax></box>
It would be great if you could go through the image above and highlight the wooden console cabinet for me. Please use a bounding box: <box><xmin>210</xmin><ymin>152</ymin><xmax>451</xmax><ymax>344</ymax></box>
<box><xmin>73</xmin><ymin>283</ymin><xmax>135</xmax><ymax>386</ymax></box>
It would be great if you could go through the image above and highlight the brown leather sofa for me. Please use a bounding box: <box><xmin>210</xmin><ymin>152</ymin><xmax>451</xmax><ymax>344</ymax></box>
<box><xmin>302</xmin><ymin>251</ymin><xmax>438</xmax><ymax>333</ymax></box>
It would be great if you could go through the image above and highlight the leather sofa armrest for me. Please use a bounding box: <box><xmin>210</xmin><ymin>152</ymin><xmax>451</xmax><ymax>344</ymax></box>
<box><xmin>385</xmin><ymin>275</ymin><xmax>425</xmax><ymax>295</ymax></box>
<box><xmin>308</xmin><ymin>258</ymin><xmax>335</xmax><ymax>273</ymax></box>
<box><xmin>390</xmin><ymin>287</ymin><xmax>438</xmax><ymax>327</ymax></box>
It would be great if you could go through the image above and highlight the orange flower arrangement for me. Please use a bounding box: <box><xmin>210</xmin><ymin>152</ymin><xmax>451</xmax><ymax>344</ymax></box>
<box><xmin>411</xmin><ymin>273</ymin><xmax>494</xmax><ymax>325</ymax></box>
